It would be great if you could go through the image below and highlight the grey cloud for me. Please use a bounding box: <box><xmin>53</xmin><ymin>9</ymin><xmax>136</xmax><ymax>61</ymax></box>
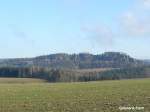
<box><xmin>81</xmin><ymin>24</ymin><xmax>114</xmax><ymax>48</ymax></box>
<box><xmin>143</xmin><ymin>0</ymin><xmax>150</xmax><ymax>8</ymax></box>
<box><xmin>120</xmin><ymin>12</ymin><xmax>150</xmax><ymax>36</ymax></box>
<box><xmin>119</xmin><ymin>0</ymin><xmax>150</xmax><ymax>37</ymax></box>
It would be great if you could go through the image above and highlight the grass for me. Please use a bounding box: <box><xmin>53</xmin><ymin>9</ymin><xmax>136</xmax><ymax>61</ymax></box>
<box><xmin>0</xmin><ymin>78</ymin><xmax>47</xmax><ymax>84</ymax></box>
<box><xmin>72</xmin><ymin>68</ymin><xmax>113</xmax><ymax>74</ymax></box>
<box><xmin>0</xmin><ymin>78</ymin><xmax>149</xmax><ymax>112</ymax></box>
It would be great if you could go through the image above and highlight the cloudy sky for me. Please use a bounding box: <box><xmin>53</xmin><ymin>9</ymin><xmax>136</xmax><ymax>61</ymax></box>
<box><xmin>0</xmin><ymin>0</ymin><xmax>150</xmax><ymax>59</ymax></box>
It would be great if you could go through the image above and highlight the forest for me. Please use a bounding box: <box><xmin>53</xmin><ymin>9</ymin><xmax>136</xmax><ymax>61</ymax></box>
<box><xmin>0</xmin><ymin>66</ymin><xmax>149</xmax><ymax>82</ymax></box>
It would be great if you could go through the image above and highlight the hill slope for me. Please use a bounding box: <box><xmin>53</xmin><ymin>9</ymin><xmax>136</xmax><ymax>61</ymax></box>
<box><xmin>0</xmin><ymin>52</ymin><xmax>144</xmax><ymax>69</ymax></box>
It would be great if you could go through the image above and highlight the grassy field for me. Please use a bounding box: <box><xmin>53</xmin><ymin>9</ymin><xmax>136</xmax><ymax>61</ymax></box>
<box><xmin>74</xmin><ymin>68</ymin><xmax>113</xmax><ymax>73</ymax></box>
<box><xmin>0</xmin><ymin>78</ymin><xmax>47</xmax><ymax>84</ymax></box>
<box><xmin>0</xmin><ymin>78</ymin><xmax>149</xmax><ymax>112</ymax></box>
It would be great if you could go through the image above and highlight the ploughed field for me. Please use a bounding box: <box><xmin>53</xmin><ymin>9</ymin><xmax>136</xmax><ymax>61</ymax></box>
<box><xmin>0</xmin><ymin>78</ymin><xmax>149</xmax><ymax>112</ymax></box>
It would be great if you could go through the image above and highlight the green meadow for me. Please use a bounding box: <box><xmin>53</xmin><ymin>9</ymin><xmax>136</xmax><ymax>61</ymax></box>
<box><xmin>0</xmin><ymin>78</ymin><xmax>149</xmax><ymax>112</ymax></box>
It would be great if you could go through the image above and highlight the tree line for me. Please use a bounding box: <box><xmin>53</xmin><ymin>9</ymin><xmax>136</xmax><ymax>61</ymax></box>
<box><xmin>0</xmin><ymin>66</ymin><xmax>149</xmax><ymax>82</ymax></box>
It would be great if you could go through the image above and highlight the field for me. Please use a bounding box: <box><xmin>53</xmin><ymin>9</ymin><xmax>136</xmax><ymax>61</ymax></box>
<box><xmin>74</xmin><ymin>68</ymin><xmax>113</xmax><ymax>73</ymax></box>
<box><xmin>0</xmin><ymin>78</ymin><xmax>149</xmax><ymax>112</ymax></box>
<box><xmin>0</xmin><ymin>78</ymin><xmax>47</xmax><ymax>84</ymax></box>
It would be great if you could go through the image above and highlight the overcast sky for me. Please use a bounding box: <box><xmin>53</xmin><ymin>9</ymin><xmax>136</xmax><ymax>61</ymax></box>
<box><xmin>0</xmin><ymin>0</ymin><xmax>150</xmax><ymax>59</ymax></box>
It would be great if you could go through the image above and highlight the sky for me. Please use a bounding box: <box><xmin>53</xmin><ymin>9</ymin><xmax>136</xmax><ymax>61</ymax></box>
<box><xmin>0</xmin><ymin>0</ymin><xmax>150</xmax><ymax>59</ymax></box>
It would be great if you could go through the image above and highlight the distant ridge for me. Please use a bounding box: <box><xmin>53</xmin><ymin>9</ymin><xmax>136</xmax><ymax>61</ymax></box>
<box><xmin>0</xmin><ymin>52</ymin><xmax>145</xmax><ymax>69</ymax></box>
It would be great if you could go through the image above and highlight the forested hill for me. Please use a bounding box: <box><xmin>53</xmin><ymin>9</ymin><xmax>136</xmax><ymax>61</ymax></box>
<box><xmin>0</xmin><ymin>52</ymin><xmax>145</xmax><ymax>69</ymax></box>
